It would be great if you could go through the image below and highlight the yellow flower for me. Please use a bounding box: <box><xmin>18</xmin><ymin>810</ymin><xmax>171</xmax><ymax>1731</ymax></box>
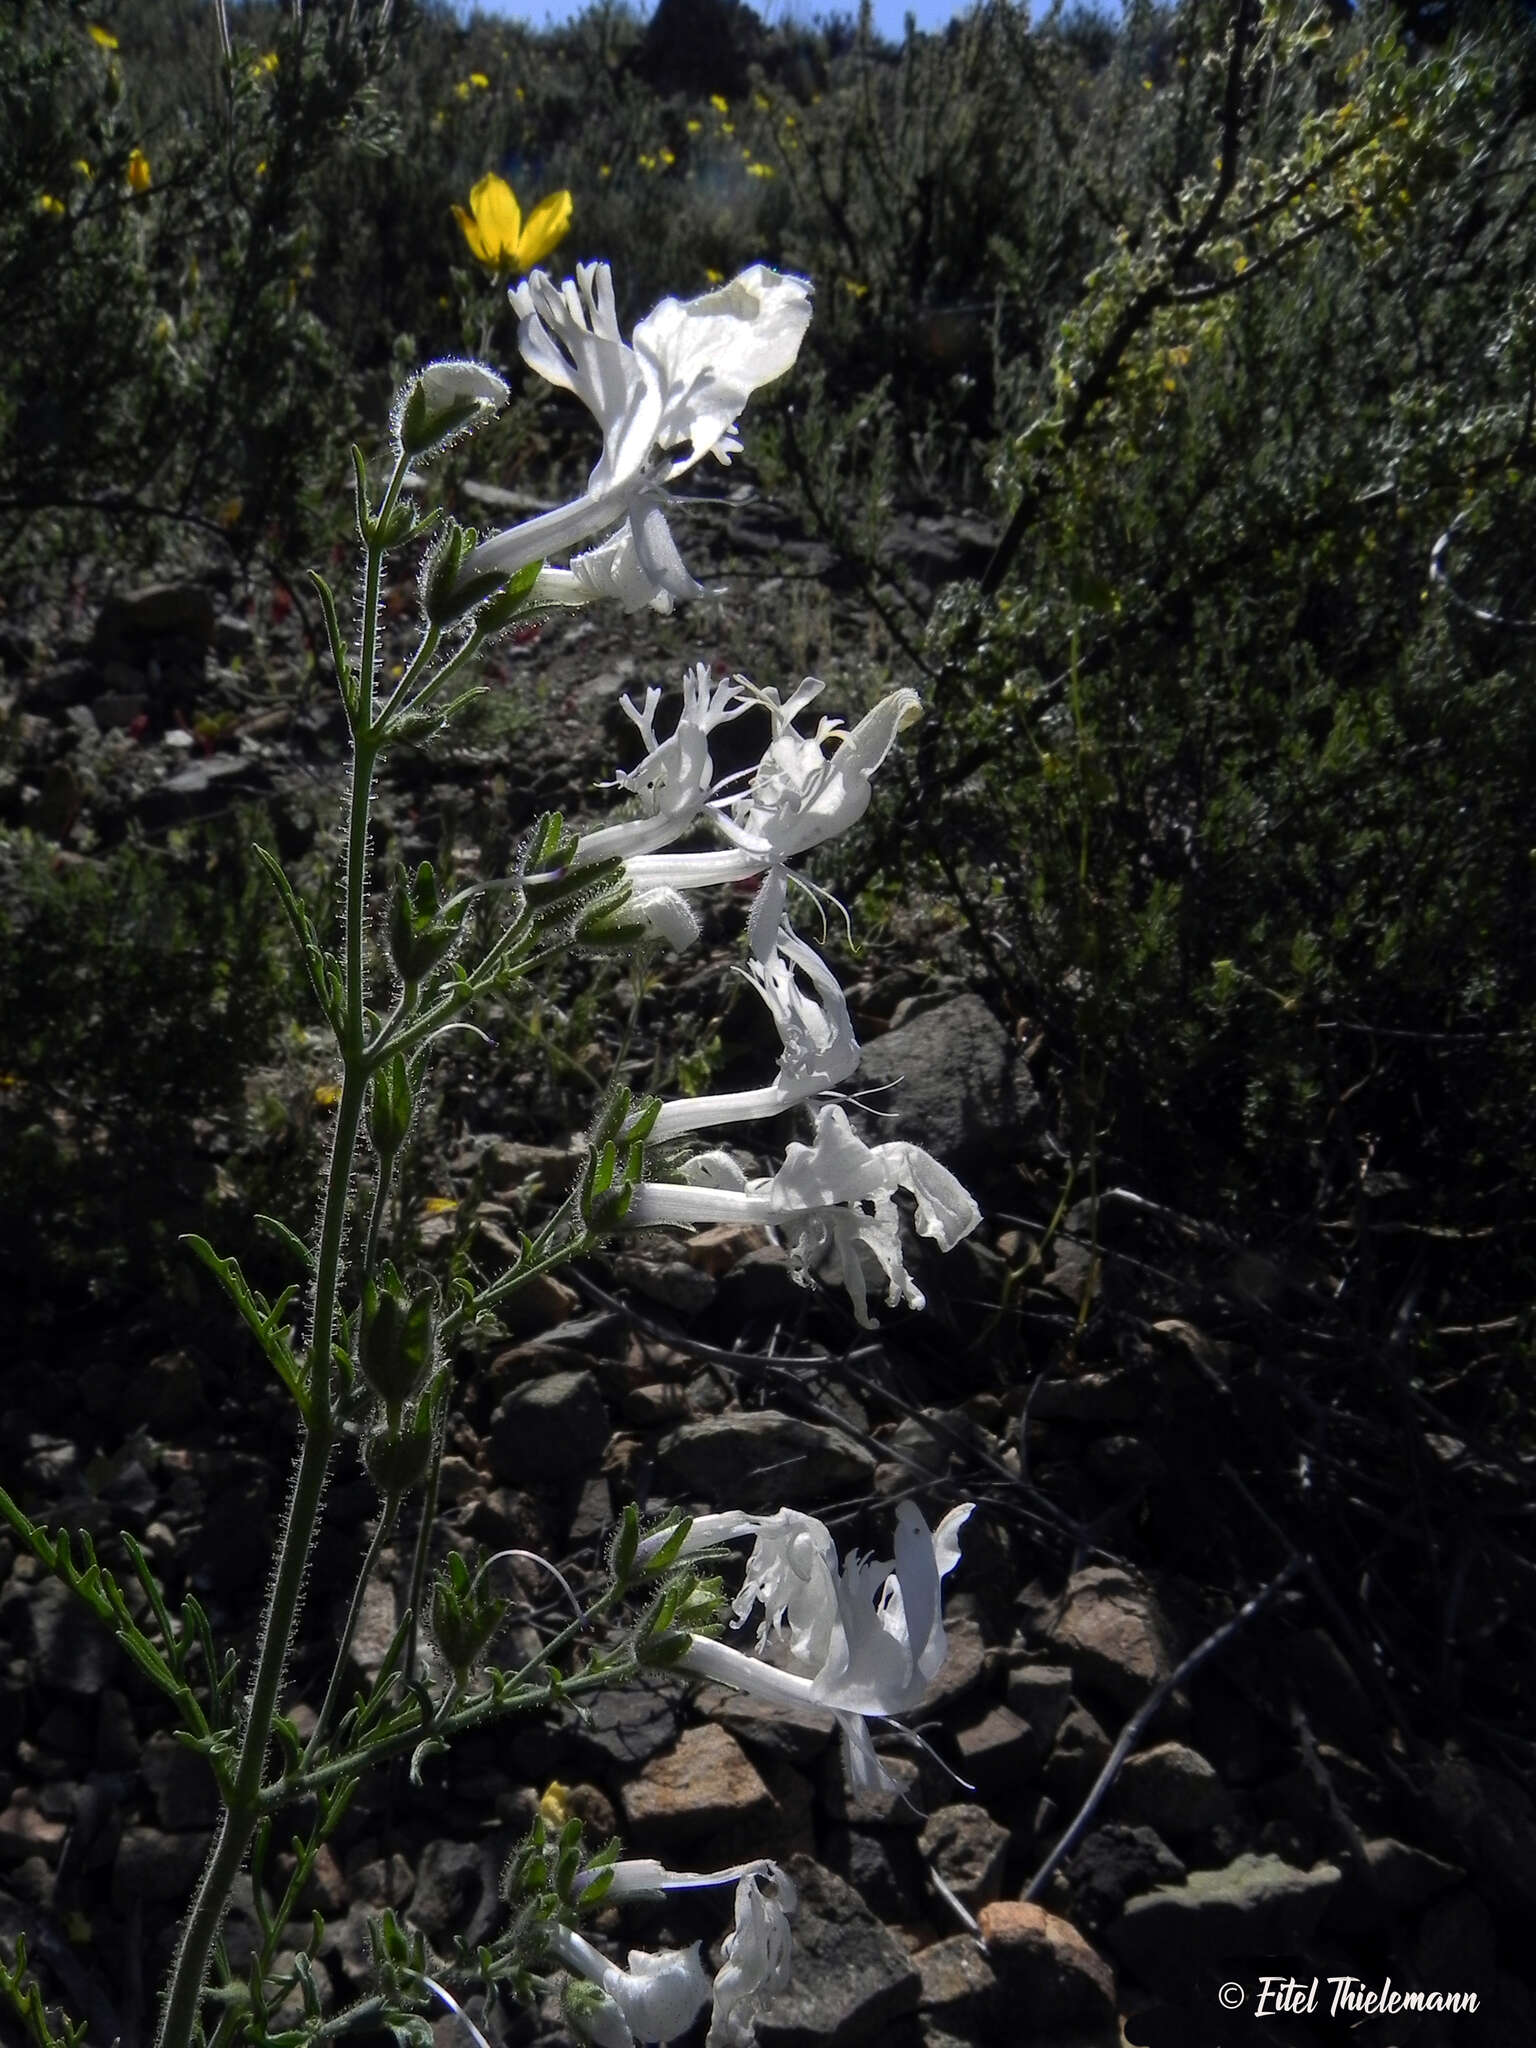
<box><xmin>638</xmin><ymin>151</ymin><xmax>657</xmax><ymax>171</ymax></box>
<box><xmin>599</xmin><ymin>163</ymin><xmax>611</xmax><ymax>179</ymax></box>
<box><xmin>469</xmin><ymin>70</ymin><xmax>489</xmax><ymax>88</ymax></box>
<box><xmin>840</xmin><ymin>277</ymin><xmax>869</xmax><ymax>298</ymax></box>
<box><xmin>216</xmin><ymin>495</ymin><xmax>243</xmax><ymax>526</ymax></box>
<box><xmin>88</xmin><ymin>23</ymin><xmax>118</xmax><ymax>50</ymax></box>
<box><xmin>746</xmin><ymin>160</ymin><xmax>774</xmax><ymax>179</ymax></box>
<box><xmin>423</xmin><ymin>1195</ymin><xmax>458</xmax><ymax>1215</ymax></box>
<box><xmin>73</xmin><ymin>159</ymin><xmax>93</xmax><ymax>180</ymax></box>
<box><xmin>539</xmin><ymin>1781</ymin><xmax>572</xmax><ymax>1826</ymax></box>
<box><xmin>126</xmin><ymin>147</ymin><xmax>151</xmax><ymax>194</ymax></box>
<box><xmin>313</xmin><ymin>1083</ymin><xmax>341</xmax><ymax>1109</ymax></box>
<box><xmin>452</xmin><ymin>172</ymin><xmax>572</xmax><ymax>275</ymax></box>
<box><xmin>659</xmin><ymin>147</ymin><xmax>676</xmax><ymax>167</ymax></box>
<box><xmin>686</xmin><ymin>118</ymin><xmax>702</xmax><ymax>134</ymax></box>
<box><xmin>37</xmin><ymin>194</ymin><xmax>66</xmax><ymax>217</ymax></box>
<box><xmin>710</xmin><ymin>93</ymin><xmax>729</xmax><ymax>113</ymax></box>
<box><xmin>721</xmin><ymin>121</ymin><xmax>735</xmax><ymax>136</ymax></box>
<box><xmin>753</xmin><ymin>91</ymin><xmax>770</xmax><ymax>110</ymax></box>
<box><xmin>256</xmin><ymin>159</ymin><xmax>268</xmax><ymax>176</ymax></box>
<box><xmin>455</xmin><ymin>80</ymin><xmax>471</xmax><ymax>100</ymax></box>
<box><xmin>258</xmin><ymin>49</ymin><xmax>278</xmax><ymax>72</ymax></box>
<box><xmin>704</xmin><ymin>266</ymin><xmax>724</xmax><ymax>283</ymax></box>
<box><xmin>153</xmin><ymin>312</ymin><xmax>174</xmax><ymax>344</ymax></box>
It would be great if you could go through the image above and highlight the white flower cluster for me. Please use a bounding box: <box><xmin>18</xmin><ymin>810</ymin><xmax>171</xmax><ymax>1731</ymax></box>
<box><xmin>451</xmin><ymin>264</ymin><xmax>983</xmax><ymax>2044</ymax></box>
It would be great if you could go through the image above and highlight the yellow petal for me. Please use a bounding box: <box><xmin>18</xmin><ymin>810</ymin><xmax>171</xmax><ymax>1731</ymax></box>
<box><xmin>88</xmin><ymin>23</ymin><xmax>119</xmax><ymax>49</ymax></box>
<box><xmin>452</xmin><ymin>201</ymin><xmax>491</xmax><ymax>268</ymax></box>
<box><xmin>469</xmin><ymin>172</ymin><xmax>522</xmax><ymax>269</ymax></box>
<box><xmin>516</xmin><ymin>188</ymin><xmax>572</xmax><ymax>271</ymax></box>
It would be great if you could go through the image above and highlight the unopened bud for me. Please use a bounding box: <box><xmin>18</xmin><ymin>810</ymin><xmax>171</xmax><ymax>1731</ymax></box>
<box><xmin>391</xmin><ymin>359</ymin><xmax>509</xmax><ymax>462</ymax></box>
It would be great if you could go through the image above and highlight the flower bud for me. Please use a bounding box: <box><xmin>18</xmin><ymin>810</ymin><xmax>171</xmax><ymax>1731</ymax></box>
<box><xmin>358</xmin><ymin>1276</ymin><xmax>435</xmax><ymax>1424</ymax></box>
<box><xmin>422</xmin><ymin>518</ymin><xmax>508</xmax><ymax>627</ymax></box>
<box><xmin>368</xmin><ymin>1052</ymin><xmax>414</xmax><ymax>1159</ymax></box>
<box><xmin>391</xmin><ymin>359</ymin><xmax>509</xmax><ymax>462</ymax></box>
<box><xmin>363</xmin><ymin>1414</ymin><xmax>435</xmax><ymax>1497</ymax></box>
<box><xmin>429</xmin><ymin>1550</ymin><xmax>508</xmax><ymax>1683</ymax></box>
<box><xmin>388</xmin><ymin>862</ymin><xmax>460</xmax><ymax>983</ymax></box>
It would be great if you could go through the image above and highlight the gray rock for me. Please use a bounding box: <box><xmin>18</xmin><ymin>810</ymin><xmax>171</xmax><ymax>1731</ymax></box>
<box><xmin>1042</xmin><ymin>1703</ymin><xmax>1112</xmax><ymax>1802</ymax></box>
<box><xmin>112</xmin><ymin>1825</ymin><xmax>209</xmax><ymax>1908</ymax></box>
<box><xmin>1061</xmin><ymin>1824</ymin><xmax>1186</xmax><ymax>1934</ymax></box>
<box><xmin>1106</xmin><ymin>1852</ymin><xmax>1342</xmax><ymax>1990</ymax></box>
<box><xmin>488</xmin><ymin>1369</ymin><xmax>610</xmax><ymax>1483</ymax></box>
<box><xmin>1114</xmin><ymin>1742</ymin><xmax>1230</xmax><ymax>1838</ymax></box>
<box><xmin>1004</xmin><ymin>1663</ymin><xmax>1073</xmax><ymax>1765</ymax></box>
<box><xmin>822</xmin><ymin>1826</ymin><xmax>927</xmax><ymax>1922</ymax></box>
<box><xmin>566</xmin><ymin>1678</ymin><xmax>682</xmax><ymax>1772</ymax></box>
<box><xmin>853</xmin><ymin>994</ymin><xmax>1042</xmax><ymax>1175</ymax></box>
<box><xmin>916</xmin><ymin>1936</ymin><xmax>1000</xmax><ymax>2034</ymax></box>
<box><xmin>953</xmin><ymin>1704</ymin><xmax>1035</xmax><ymax>1803</ymax></box>
<box><xmin>410</xmin><ymin>1838</ymin><xmax>501</xmax><ymax>1946</ymax></box>
<box><xmin>1048</xmin><ymin>1565</ymin><xmax>1179</xmax><ymax>1711</ymax></box>
<box><xmin>1424</xmin><ymin>1751</ymin><xmax>1536</xmax><ymax>1916</ymax></box>
<box><xmin>92</xmin><ymin>581</ymin><xmax>216</xmax><ymax>654</ymax></box>
<box><xmin>621</xmin><ymin>1724</ymin><xmax>774</xmax><ymax>1850</ymax></box>
<box><xmin>1330</xmin><ymin>1836</ymin><xmax>1461</xmax><ymax>1933</ymax></box>
<box><xmin>918</xmin><ymin>1803</ymin><xmax>1011</xmax><ymax>1911</ymax></box>
<box><xmin>693</xmin><ymin>1681</ymin><xmax>837</xmax><ymax>1765</ymax></box>
<box><xmin>135</xmin><ymin>753</ymin><xmax>271</xmax><ymax>827</ymax></box>
<box><xmin>1029</xmin><ymin>1371</ymin><xmax>1144</xmax><ymax>1423</ymax></box>
<box><xmin>28</xmin><ymin>1579</ymin><xmax>118</xmax><ymax>1697</ymax></box>
<box><xmin>141</xmin><ymin>1730</ymin><xmax>219</xmax><ymax>1831</ymax></box>
<box><xmin>757</xmin><ymin>1855</ymin><xmax>922</xmax><ymax>2048</ymax></box>
<box><xmin>820</xmin><ymin>1746</ymin><xmax>922</xmax><ymax>1828</ymax></box>
<box><xmin>657</xmin><ymin>1411</ymin><xmax>876</xmax><ymax>1509</ymax></box>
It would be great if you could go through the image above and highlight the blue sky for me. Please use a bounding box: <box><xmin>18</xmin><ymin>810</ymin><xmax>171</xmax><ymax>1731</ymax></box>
<box><xmin>465</xmin><ymin>0</ymin><xmax>973</xmax><ymax>39</ymax></box>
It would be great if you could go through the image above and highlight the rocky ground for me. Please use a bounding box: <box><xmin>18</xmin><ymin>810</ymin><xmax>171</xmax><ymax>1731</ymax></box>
<box><xmin>1</xmin><ymin>491</ymin><xmax>1533</xmax><ymax>2047</ymax></box>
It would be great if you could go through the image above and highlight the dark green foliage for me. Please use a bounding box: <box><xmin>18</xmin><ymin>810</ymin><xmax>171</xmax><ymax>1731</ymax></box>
<box><xmin>0</xmin><ymin>817</ymin><xmax>295</xmax><ymax>1325</ymax></box>
<box><xmin>904</xmin><ymin>5</ymin><xmax>1536</xmax><ymax>1299</ymax></box>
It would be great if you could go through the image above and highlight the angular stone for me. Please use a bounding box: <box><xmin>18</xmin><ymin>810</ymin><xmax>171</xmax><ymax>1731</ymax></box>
<box><xmin>0</xmin><ymin>1791</ymin><xmax>66</xmax><ymax>1865</ymax></box>
<box><xmin>1115</xmin><ymin>1741</ymin><xmax>1230</xmax><ymax>1838</ymax></box>
<box><xmin>621</xmin><ymin>1724</ymin><xmax>774</xmax><ymax>1849</ymax></box>
<box><xmin>693</xmin><ymin>1681</ymin><xmax>837</xmax><ymax>1765</ymax></box>
<box><xmin>142</xmin><ymin>1729</ymin><xmax>220</xmax><ymax>1831</ymax></box>
<box><xmin>1106</xmin><ymin>1853</ymin><xmax>1342</xmax><ymax>1990</ymax></box>
<box><xmin>822</xmin><ymin>1826</ymin><xmax>926</xmax><ymax>1923</ymax></box>
<box><xmin>917</xmin><ymin>1936</ymin><xmax>1000</xmax><ymax>2033</ymax></box>
<box><xmin>567</xmin><ymin>1678</ymin><xmax>683</xmax><ymax>1772</ymax></box>
<box><xmin>1329</xmin><ymin>1835</ymin><xmax>1461</xmax><ymax>1933</ymax></box>
<box><xmin>657</xmin><ymin>1411</ymin><xmax>876</xmax><ymax>1509</ymax></box>
<box><xmin>112</xmin><ymin>1825</ymin><xmax>209</xmax><ymax>1908</ymax></box>
<box><xmin>820</xmin><ymin>1745</ymin><xmax>922</xmax><ymax>1827</ymax></box>
<box><xmin>488</xmin><ymin>1368</ymin><xmax>610</xmax><ymax>1484</ymax></box>
<box><xmin>757</xmin><ymin>1855</ymin><xmax>921</xmax><ymax>2048</ymax></box>
<box><xmin>1061</xmin><ymin>1824</ymin><xmax>1186</xmax><ymax>1935</ymax></box>
<box><xmin>852</xmin><ymin>994</ymin><xmax>1042</xmax><ymax>1175</ymax></box>
<box><xmin>92</xmin><ymin>581</ymin><xmax>217</xmax><ymax>652</ymax></box>
<box><xmin>410</xmin><ymin>1838</ymin><xmax>501</xmax><ymax>1946</ymax></box>
<box><xmin>1004</xmin><ymin>1663</ymin><xmax>1073</xmax><ymax>1766</ymax></box>
<box><xmin>1043</xmin><ymin>1703</ymin><xmax>1112</xmax><ymax>1801</ymax></box>
<box><xmin>916</xmin><ymin>1617</ymin><xmax>986</xmax><ymax>1715</ymax></box>
<box><xmin>952</xmin><ymin>1704</ymin><xmax>1033</xmax><ymax>1802</ymax></box>
<box><xmin>1048</xmin><ymin>1566</ymin><xmax>1179</xmax><ymax>1710</ymax></box>
<box><xmin>918</xmin><ymin>1803</ymin><xmax>1011</xmax><ymax>1911</ymax></box>
<box><xmin>977</xmin><ymin>1901</ymin><xmax>1117</xmax><ymax>2031</ymax></box>
<box><xmin>1029</xmin><ymin>1371</ymin><xmax>1143</xmax><ymax>1423</ymax></box>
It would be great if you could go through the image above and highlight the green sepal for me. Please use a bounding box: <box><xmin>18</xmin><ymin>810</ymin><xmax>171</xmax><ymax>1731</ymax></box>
<box><xmin>473</xmin><ymin>558</ymin><xmax>545</xmax><ymax>637</ymax></box>
<box><xmin>525</xmin><ymin>853</ymin><xmax>625</xmax><ymax>916</ymax></box>
<box><xmin>358</xmin><ymin>1277</ymin><xmax>436</xmax><ymax>1423</ymax></box>
<box><xmin>386</xmin><ymin>684</ymin><xmax>488</xmax><ymax>743</ymax></box>
<box><xmin>369</xmin><ymin>1053</ymin><xmax>414</xmax><ymax>1160</ymax></box>
<box><xmin>388</xmin><ymin>861</ymin><xmax>462</xmax><ymax>982</ymax></box>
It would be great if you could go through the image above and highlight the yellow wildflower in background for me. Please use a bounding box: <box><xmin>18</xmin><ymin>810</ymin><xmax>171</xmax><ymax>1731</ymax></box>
<box><xmin>710</xmin><ymin>93</ymin><xmax>729</xmax><ymax>113</ymax></box>
<box><xmin>539</xmin><ymin>1781</ymin><xmax>572</xmax><ymax>1827</ymax></box>
<box><xmin>37</xmin><ymin>194</ymin><xmax>66</xmax><ymax>218</ymax></box>
<box><xmin>126</xmin><ymin>148</ymin><xmax>151</xmax><ymax>194</ymax></box>
<box><xmin>469</xmin><ymin>71</ymin><xmax>489</xmax><ymax>88</ymax></box>
<box><xmin>73</xmin><ymin>159</ymin><xmax>94</xmax><ymax>180</ymax></box>
<box><xmin>746</xmin><ymin>161</ymin><xmax>774</xmax><ymax>179</ymax></box>
<box><xmin>453</xmin><ymin>172</ymin><xmax>571</xmax><ymax>276</ymax></box>
<box><xmin>88</xmin><ymin>23</ymin><xmax>119</xmax><ymax>50</ymax></box>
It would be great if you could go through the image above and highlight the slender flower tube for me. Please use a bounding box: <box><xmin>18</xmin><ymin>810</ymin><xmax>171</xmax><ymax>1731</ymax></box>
<box><xmin>468</xmin><ymin>262</ymin><xmax>812</xmax><ymax>602</ymax></box>
<box><xmin>671</xmin><ymin>1502</ymin><xmax>973</xmax><ymax>1796</ymax></box>
<box><xmin>649</xmin><ymin>925</ymin><xmax>859</xmax><ymax>1141</ymax></box>
<box><xmin>627</xmin><ymin>1102</ymin><xmax>981</xmax><ymax>1326</ymax></box>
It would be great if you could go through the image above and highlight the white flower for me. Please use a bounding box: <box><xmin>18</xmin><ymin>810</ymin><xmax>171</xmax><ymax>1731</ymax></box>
<box><xmin>674</xmin><ymin>1501</ymin><xmax>973</xmax><ymax>1797</ymax></box>
<box><xmin>552</xmin><ymin>1924</ymin><xmax>711</xmax><ymax>2048</ymax></box>
<box><xmin>650</xmin><ymin>926</ymin><xmax>859</xmax><ymax>1141</ymax></box>
<box><xmin>469</xmin><ymin>262</ymin><xmax>811</xmax><ymax>605</ymax></box>
<box><xmin>618</xmin><ymin>682</ymin><xmax>922</xmax><ymax>957</ymax></box>
<box><xmin>552</xmin><ymin>1858</ymin><xmax>795</xmax><ymax>2048</ymax></box>
<box><xmin>708</xmin><ymin>1866</ymin><xmax>797</xmax><ymax>2048</ymax></box>
<box><xmin>627</xmin><ymin>1102</ymin><xmax>981</xmax><ymax>1327</ymax></box>
<box><xmin>575</xmin><ymin>665</ymin><xmax>753</xmax><ymax>867</ymax></box>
